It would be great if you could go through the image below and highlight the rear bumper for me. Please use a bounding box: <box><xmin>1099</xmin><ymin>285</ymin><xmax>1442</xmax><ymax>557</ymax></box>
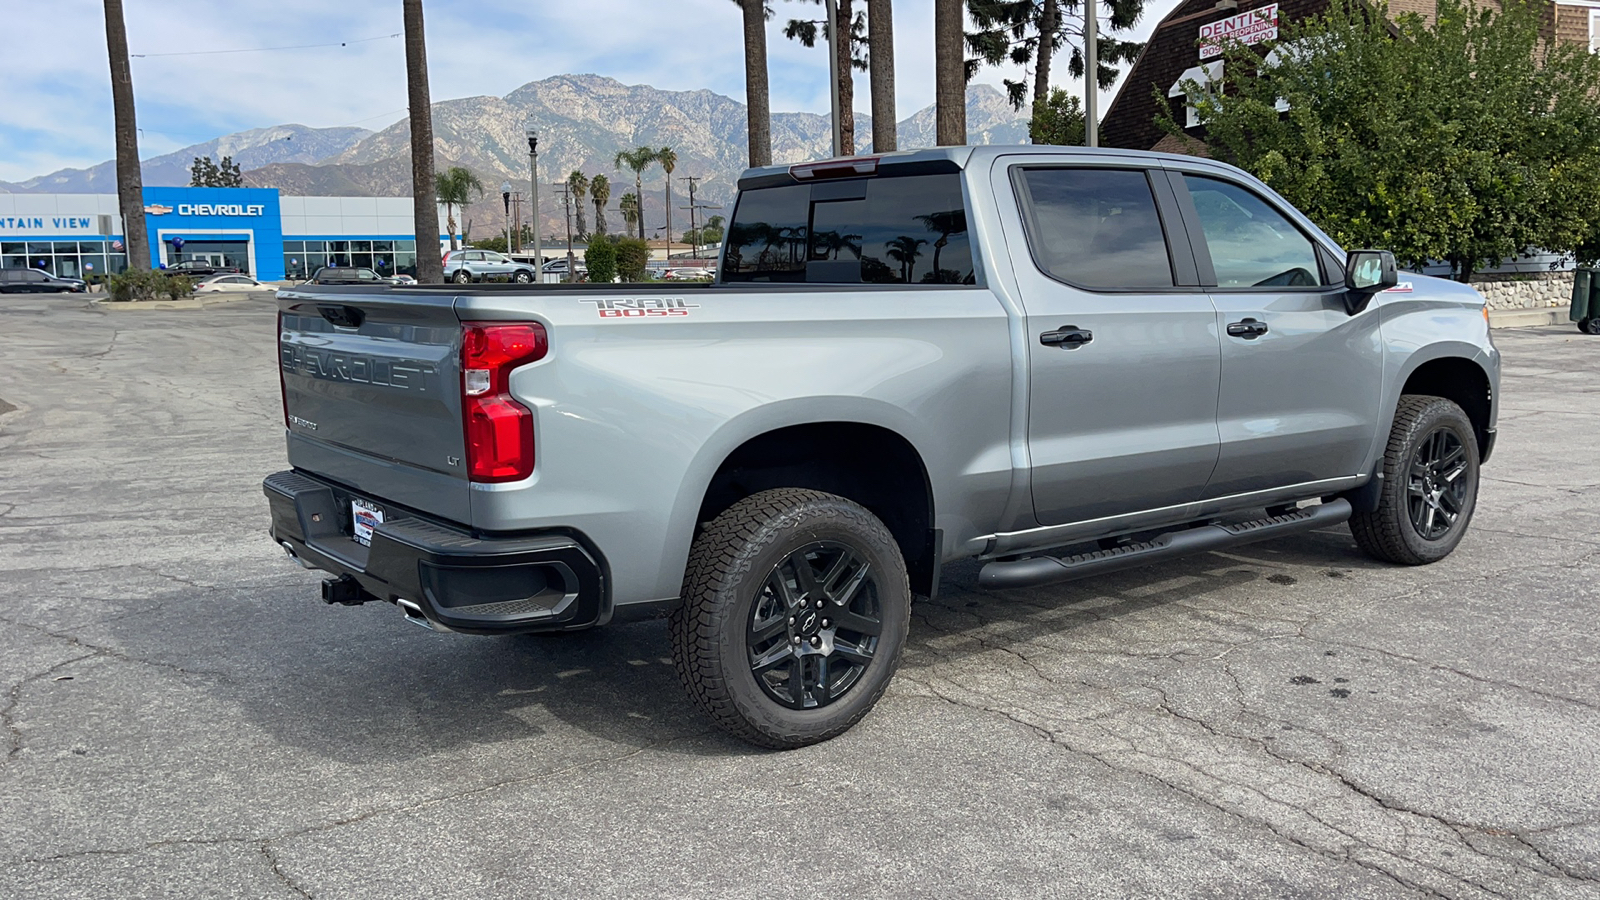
<box><xmin>263</xmin><ymin>470</ymin><xmax>607</xmax><ymax>634</ymax></box>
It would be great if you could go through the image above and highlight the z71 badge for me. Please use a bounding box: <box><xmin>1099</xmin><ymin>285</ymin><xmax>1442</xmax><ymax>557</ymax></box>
<box><xmin>582</xmin><ymin>297</ymin><xmax>699</xmax><ymax>318</ymax></box>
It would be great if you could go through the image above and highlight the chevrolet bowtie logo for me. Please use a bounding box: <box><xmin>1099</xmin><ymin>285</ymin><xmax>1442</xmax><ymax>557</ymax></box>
<box><xmin>143</xmin><ymin>204</ymin><xmax>173</xmax><ymax>215</ymax></box>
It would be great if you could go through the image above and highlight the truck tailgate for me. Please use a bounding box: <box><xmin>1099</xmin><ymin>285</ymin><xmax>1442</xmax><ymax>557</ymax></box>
<box><xmin>277</xmin><ymin>288</ymin><xmax>470</xmax><ymax>523</ymax></box>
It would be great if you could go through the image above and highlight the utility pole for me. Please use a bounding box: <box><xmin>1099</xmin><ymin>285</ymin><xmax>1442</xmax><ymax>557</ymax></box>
<box><xmin>552</xmin><ymin>183</ymin><xmax>576</xmax><ymax>281</ymax></box>
<box><xmin>680</xmin><ymin>176</ymin><xmax>700</xmax><ymax>258</ymax></box>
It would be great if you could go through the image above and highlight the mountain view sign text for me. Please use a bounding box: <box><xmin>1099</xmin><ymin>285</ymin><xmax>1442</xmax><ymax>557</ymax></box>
<box><xmin>1199</xmin><ymin>3</ymin><xmax>1279</xmax><ymax>59</ymax></box>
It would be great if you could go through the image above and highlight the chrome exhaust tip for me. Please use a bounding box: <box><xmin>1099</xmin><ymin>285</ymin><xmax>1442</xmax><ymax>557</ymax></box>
<box><xmin>280</xmin><ymin>541</ymin><xmax>317</xmax><ymax>570</ymax></box>
<box><xmin>395</xmin><ymin>597</ymin><xmax>438</xmax><ymax>631</ymax></box>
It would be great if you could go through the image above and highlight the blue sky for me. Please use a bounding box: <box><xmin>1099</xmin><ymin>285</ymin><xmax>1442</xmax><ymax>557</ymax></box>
<box><xmin>0</xmin><ymin>0</ymin><xmax>1181</xmax><ymax>183</ymax></box>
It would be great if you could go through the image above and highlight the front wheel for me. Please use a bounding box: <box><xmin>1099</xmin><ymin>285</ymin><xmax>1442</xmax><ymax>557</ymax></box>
<box><xmin>1350</xmin><ymin>395</ymin><xmax>1480</xmax><ymax>565</ymax></box>
<box><xmin>669</xmin><ymin>489</ymin><xmax>911</xmax><ymax>749</ymax></box>
<box><xmin>452</xmin><ymin>269</ymin><xmax>472</xmax><ymax>284</ymax></box>
<box><xmin>513</xmin><ymin>271</ymin><xmax>532</xmax><ymax>284</ymax></box>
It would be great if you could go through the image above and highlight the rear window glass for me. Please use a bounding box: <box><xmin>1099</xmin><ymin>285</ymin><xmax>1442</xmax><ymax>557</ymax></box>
<box><xmin>722</xmin><ymin>174</ymin><xmax>974</xmax><ymax>285</ymax></box>
<box><xmin>1017</xmin><ymin>168</ymin><xmax>1175</xmax><ymax>289</ymax></box>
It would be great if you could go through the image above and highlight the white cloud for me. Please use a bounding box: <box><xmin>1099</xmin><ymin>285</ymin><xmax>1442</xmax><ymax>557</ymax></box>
<box><xmin>0</xmin><ymin>0</ymin><xmax>1182</xmax><ymax>183</ymax></box>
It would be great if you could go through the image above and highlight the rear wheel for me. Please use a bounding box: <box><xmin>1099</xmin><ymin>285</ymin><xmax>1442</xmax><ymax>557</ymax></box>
<box><xmin>1350</xmin><ymin>395</ymin><xmax>1480</xmax><ymax>565</ymax></box>
<box><xmin>452</xmin><ymin>270</ymin><xmax>471</xmax><ymax>284</ymax></box>
<box><xmin>669</xmin><ymin>489</ymin><xmax>911</xmax><ymax>749</ymax></box>
<box><xmin>1580</xmin><ymin>318</ymin><xmax>1600</xmax><ymax>336</ymax></box>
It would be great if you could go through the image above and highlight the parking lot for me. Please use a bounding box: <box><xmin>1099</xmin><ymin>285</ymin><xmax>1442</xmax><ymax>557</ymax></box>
<box><xmin>1</xmin><ymin>292</ymin><xmax>1596</xmax><ymax>899</ymax></box>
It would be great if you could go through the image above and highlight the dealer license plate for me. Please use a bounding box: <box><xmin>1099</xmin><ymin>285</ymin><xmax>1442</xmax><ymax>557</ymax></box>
<box><xmin>351</xmin><ymin>498</ymin><xmax>384</xmax><ymax>547</ymax></box>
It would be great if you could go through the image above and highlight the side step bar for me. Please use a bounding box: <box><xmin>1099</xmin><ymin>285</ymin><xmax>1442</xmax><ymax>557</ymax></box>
<box><xmin>978</xmin><ymin>499</ymin><xmax>1353</xmax><ymax>591</ymax></box>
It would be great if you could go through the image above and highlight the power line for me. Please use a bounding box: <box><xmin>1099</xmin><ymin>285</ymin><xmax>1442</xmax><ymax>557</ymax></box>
<box><xmin>132</xmin><ymin>32</ymin><xmax>400</xmax><ymax>59</ymax></box>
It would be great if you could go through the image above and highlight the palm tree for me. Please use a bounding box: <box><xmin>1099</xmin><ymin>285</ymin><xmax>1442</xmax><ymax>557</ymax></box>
<box><xmin>885</xmin><ymin>234</ymin><xmax>927</xmax><ymax>282</ymax></box>
<box><xmin>434</xmin><ymin>167</ymin><xmax>484</xmax><ymax>252</ymax></box>
<box><xmin>103</xmin><ymin>0</ymin><xmax>149</xmax><ymax>271</ymax></box>
<box><xmin>934</xmin><ymin>0</ymin><xmax>966</xmax><ymax>145</ymax></box>
<box><xmin>656</xmin><ymin>147</ymin><xmax>677</xmax><ymax>255</ymax></box>
<box><xmin>868</xmin><ymin>0</ymin><xmax>896</xmax><ymax>152</ymax></box>
<box><xmin>568</xmin><ymin>171</ymin><xmax>590</xmax><ymax>239</ymax></box>
<box><xmin>403</xmin><ymin>0</ymin><xmax>443</xmax><ymax>282</ymax></box>
<box><xmin>734</xmin><ymin>0</ymin><xmax>773</xmax><ymax>167</ymax></box>
<box><xmin>615</xmin><ymin>147</ymin><xmax>657</xmax><ymax>240</ymax></box>
<box><xmin>619</xmin><ymin>192</ymin><xmax>640</xmax><ymax>236</ymax></box>
<box><xmin>590</xmin><ymin>174</ymin><xmax>611</xmax><ymax>237</ymax></box>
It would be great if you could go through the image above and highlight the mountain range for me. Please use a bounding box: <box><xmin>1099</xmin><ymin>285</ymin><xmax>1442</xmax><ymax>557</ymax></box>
<box><xmin>2</xmin><ymin>75</ymin><xmax>1029</xmax><ymax>237</ymax></box>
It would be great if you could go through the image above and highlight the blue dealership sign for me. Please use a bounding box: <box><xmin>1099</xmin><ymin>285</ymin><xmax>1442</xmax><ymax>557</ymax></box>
<box><xmin>140</xmin><ymin>186</ymin><xmax>285</xmax><ymax>279</ymax></box>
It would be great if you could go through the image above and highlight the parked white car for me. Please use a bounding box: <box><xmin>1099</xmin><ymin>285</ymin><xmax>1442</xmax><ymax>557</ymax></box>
<box><xmin>193</xmin><ymin>274</ymin><xmax>277</xmax><ymax>293</ymax></box>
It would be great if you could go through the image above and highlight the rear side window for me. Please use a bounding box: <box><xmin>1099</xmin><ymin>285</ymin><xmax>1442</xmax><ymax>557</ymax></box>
<box><xmin>722</xmin><ymin>174</ymin><xmax>974</xmax><ymax>285</ymax></box>
<box><xmin>1016</xmin><ymin>168</ymin><xmax>1174</xmax><ymax>290</ymax></box>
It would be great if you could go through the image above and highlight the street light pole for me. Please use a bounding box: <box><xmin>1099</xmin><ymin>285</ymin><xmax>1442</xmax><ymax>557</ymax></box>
<box><xmin>500</xmin><ymin>181</ymin><xmax>512</xmax><ymax>253</ymax></box>
<box><xmin>525</xmin><ymin>124</ymin><xmax>542</xmax><ymax>279</ymax></box>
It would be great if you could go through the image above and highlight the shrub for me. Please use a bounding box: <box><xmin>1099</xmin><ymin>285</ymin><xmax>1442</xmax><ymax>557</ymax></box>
<box><xmin>105</xmin><ymin>269</ymin><xmax>193</xmax><ymax>302</ymax></box>
<box><xmin>613</xmin><ymin>237</ymin><xmax>650</xmax><ymax>282</ymax></box>
<box><xmin>584</xmin><ymin>235</ymin><xmax>618</xmax><ymax>284</ymax></box>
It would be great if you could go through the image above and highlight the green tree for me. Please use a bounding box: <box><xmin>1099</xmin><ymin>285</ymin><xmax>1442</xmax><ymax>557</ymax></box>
<box><xmin>469</xmin><ymin>235</ymin><xmax>509</xmax><ymax>253</ymax></box>
<box><xmin>567</xmin><ymin>171</ymin><xmax>590</xmax><ymax>239</ymax></box>
<box><xmin>614</xmin><ymin>147</ymin><xmax>658</xmax><ymax>240</ymax></box>
<box><xmin>434</xmin><ymin>166</ymin><xmax>484</xmax><ymax>252</ymax></box>
<box><xmin>590</xmin><ymin>174</ymin><xmax>611</xmax><ymax>237</ymax></box>
<box><xmin>619</xmin><ymin>191</ymin><xmax>640</xmax><ymax>236</ymax></box>
<box><xmin>585</xmin><ymin>233</ymin><xmax>618</xmax><ymax>283</ymax></box>
<box><xmin>1029</xmin><ymin>88</ymin><xmax>1085</xmax><ymax>145</ymax></box>
<box><xmin>613</xmin><ymin>236</ymin><xmax>651</xmax><ymax>282</ymax></box>
<box><xmin>1167</xmin><ymin>0</ymin><xmax>1600</xmax><ymax>281</ymax></box>
<box><xmin>684</xmin><ymin>214</ymin><xmax>726</xmax><ymax>247</ymax></box>
<box><xmin>189</xmin><ymin>155</ymin><xmax>243</xmax><ymax>187</ymax></box>
<box><xmin>967</xmin><ymin>0</ymin><xmax>1147</xmax><ymax>111</ymax></box>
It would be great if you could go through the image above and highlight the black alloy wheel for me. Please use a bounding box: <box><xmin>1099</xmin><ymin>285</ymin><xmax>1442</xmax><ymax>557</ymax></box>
<box><xmin>670</xmin><ymin>489</ymin><xmax>911</xmax><ymax>749</ymax></box>
<box><xmin>1580</xmin><ymin>318</ymin><xmax>1600</xmax><ymax>335</ymax></box>
<box><xmin>1408</xmin><ymin>428</ymin><xmax>1470</xmax><ymax>540</ymax></box>
<box><xmin>1350</xmin><ymin>395</ymin><xmax>1480</xmax><ymax>565</ymax></box>
<box><xmin>747</xmin><ymin>541</ymin><xmax>882</xmax><ymax>710</ymax></box>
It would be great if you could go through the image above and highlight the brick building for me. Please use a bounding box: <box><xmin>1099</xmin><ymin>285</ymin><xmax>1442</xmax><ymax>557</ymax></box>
<box><xmin>1100</xmin><ymin>0</ymin><xmax>1600</xmax><ymax>153</ymax></box>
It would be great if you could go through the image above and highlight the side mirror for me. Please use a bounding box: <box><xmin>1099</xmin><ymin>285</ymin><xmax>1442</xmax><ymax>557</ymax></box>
<box><xmin>1342</xmin><ymin>249</ymin><xmax>1398</xmax><ymax>314</ymax></box>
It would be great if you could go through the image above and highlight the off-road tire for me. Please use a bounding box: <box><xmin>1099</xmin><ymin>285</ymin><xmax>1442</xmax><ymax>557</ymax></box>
<box><xmin>1350</xmin><ymin>395</ymin><xmax>1480</xmax><ymax>565</ymax></box>
<box><xmin>452</xmin><ymin>269</ymin><xmax>472</xmax><ymax>284</ymax></box>
<box><xmin>669</xmin><ymin>489</ymin><xmax>911</xmax><ymax>749</ymax></box>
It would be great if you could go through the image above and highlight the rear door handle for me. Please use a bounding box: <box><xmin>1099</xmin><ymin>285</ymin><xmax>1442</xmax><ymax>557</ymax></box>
<box><xmin>1226</xmin><ymin>318</ymin><xmax>1269</xmax><ymax>339</ymax></box>
<box><xmin>1040</xmin><ymin>327</ymin><xmax>1094</xmax><ymax>348</ymax></box>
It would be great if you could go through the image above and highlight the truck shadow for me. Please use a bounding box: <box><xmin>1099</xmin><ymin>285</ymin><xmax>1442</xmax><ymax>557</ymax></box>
<box><xmin>158</xmin><ymin>529</ymin><xmax>1381</xmax><ymax>761</ymax></box>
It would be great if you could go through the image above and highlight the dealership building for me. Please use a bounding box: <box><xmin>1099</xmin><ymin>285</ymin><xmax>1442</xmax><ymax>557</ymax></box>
<box><xmin>0</xmin><ymin>186</ymin><xmax>449</xmax><ymax>281</ymax></box>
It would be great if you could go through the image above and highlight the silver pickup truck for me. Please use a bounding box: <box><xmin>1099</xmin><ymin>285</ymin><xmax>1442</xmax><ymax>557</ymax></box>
<box><xmin>265</xmin><ymin>146</ymin><xmax>1499</xmax><ymax>748</ymax></box>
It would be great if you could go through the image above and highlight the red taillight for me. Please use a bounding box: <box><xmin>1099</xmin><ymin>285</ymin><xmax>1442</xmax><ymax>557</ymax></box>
<box><xmin>461</xmin><ymin>322</ymin><xmax>547</xmax><ymax>482</ymax></box>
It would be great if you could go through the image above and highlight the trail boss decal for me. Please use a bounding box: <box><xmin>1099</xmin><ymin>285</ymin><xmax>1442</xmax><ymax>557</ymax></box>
<box><xmin>582</xmin><ymin>297</ymin><xmax>699</xmax><ymax>318</ymax></box>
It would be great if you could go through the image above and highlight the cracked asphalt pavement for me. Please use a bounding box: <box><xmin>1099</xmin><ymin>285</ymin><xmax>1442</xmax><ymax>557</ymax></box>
<box><xmin>1</xmin><ymin>293</ymin><xmax>1597</xmax><ymax>899</ymax></box>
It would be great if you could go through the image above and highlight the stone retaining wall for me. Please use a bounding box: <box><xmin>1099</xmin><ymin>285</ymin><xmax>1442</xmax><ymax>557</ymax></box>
<box><xmin>1468</xmin><ymin>271</ymin><xmax>1574</xmax><ymax>310</ymax></box>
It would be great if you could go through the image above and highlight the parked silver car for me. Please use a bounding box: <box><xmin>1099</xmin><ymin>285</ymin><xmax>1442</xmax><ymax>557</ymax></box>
<box><xmin>442</xmin><ymin>249</ymin><xmax>536</xmax><ymax>284</ymax></box>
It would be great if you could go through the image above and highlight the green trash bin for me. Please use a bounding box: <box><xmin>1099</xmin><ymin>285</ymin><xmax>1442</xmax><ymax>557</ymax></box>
<box><xmin>1573</xmin><ymin>269</ymin><xmax>1600</xmax><ymax>335</ymax></box>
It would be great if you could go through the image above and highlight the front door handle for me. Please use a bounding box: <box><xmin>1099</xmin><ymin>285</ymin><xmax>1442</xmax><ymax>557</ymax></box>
<box><xmin>1040</xmin><ymin>326</ymin><xmax>1094</xmax><ymax>348</ymax></box>
<box><xmin>1226</xmin><ymin>318</ymin><xmax>1269</xmax><ymax>339</ymax></box>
